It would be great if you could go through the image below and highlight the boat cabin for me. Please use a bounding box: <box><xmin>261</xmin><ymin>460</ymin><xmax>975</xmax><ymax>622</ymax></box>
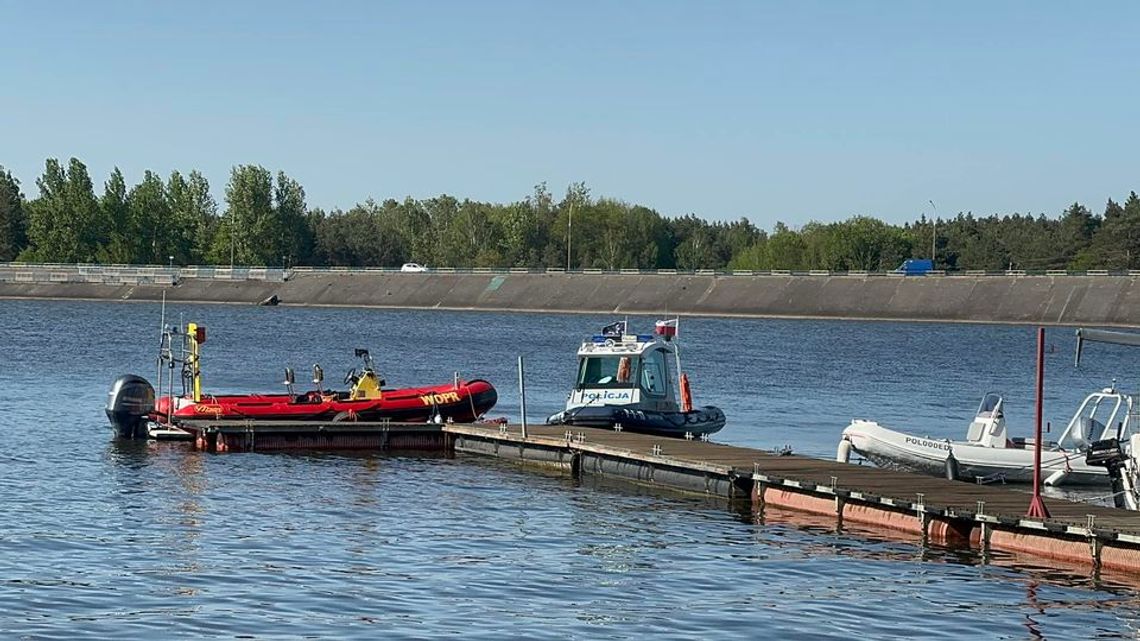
<box><xmin>568</xmin><ymin>328</ymin><xmax>681</xmax><ymax>413</ymax></box>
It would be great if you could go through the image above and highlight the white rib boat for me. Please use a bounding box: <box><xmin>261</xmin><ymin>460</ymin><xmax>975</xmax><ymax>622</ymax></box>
<box><xmin>837</xmin><ymin>387</ymin><xmax>1134</xmax><ymax>487</ymax></box>
<box><xmin>1076</xmin><ymin>327</ymin><xmax>1140</xmax><ymax>508</ymax></box>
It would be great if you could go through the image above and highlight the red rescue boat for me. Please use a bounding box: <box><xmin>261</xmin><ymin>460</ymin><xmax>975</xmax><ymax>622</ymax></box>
<box><xmin>106</xmin><ymin>322</ymin><xmax>498</xmax><ymax>439</ymax></box>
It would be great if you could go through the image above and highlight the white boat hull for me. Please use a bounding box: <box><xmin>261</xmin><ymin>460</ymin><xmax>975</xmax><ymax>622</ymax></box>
<box><xmin>840</xmin><ymin>420</ymin><xmax>1107</xmax><ymax>486</ymax></box>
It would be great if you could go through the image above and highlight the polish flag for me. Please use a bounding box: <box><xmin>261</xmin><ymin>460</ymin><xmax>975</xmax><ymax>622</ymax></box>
<box><xmin>654</xmin><ymin>318</ymin><xmax>678</xmax><ymax>339</ymax></box>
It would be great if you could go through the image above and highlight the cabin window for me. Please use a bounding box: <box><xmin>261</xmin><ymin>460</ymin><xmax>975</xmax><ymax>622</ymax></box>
<box><xmin>577</xmin><ymin>356</ymin><xmax>638</xmax><ymax>388</ymax></box>
<box><xmin>640</xmin><ymin>349</ymin><xmax>668</xmax><ymax>396</ymax></box>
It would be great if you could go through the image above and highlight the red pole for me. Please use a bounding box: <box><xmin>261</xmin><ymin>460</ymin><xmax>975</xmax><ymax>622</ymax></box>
<box><xmin>1027</xmin><ymin>326</ymin><xmax>1051</xmax><ymax>518</ymax></box>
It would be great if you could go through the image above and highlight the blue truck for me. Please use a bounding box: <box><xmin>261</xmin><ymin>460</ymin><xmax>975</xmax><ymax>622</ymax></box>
<box><xmin>895</xmin><ymin>259</ymin><xmax>934</xmax><ymax>275</ymax></box>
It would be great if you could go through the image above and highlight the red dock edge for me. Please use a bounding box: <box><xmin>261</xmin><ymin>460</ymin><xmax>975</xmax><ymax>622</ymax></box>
<box><xmin>751</xmin><ymin>478</ymin><xmax>1140</xmax><ymax>578</ymax></box>
<box><xmin>179</xmin><ymin>420</ymin><xmax>451</xmax><ymax>454</ymax></box>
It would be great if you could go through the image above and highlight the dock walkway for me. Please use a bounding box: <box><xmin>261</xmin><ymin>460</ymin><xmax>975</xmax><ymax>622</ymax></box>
<box><xmin>172</xmin><ymin>418</ymin><xmax>1140</xmax><ymax>574</ymax></box>
<box><xmin>446</xmin><ymin>423</ymin><xmax>1140</xmax><ymax>574</ymax></box>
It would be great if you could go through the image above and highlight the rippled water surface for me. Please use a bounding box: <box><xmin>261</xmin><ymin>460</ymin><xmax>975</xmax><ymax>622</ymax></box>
<box><xmin>3</xmin><ymin>299</ymin><xmax>1140</xmax><ymax>639</ymax></box>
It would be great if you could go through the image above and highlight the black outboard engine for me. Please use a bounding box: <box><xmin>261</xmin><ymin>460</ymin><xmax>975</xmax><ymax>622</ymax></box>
<box><xmin>106</xmin><ymin>374</ymin><xmax>156</xmax><ymax>439</ymax></box>
<box><xmin>1086</xmin><ymin>438</ymin><xmax>1128</xmax><ymax>510</ymax></box>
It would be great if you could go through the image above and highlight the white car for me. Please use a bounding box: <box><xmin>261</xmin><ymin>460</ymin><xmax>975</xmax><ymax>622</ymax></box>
<box><xmin>400</xmin><ymin>263</ymin><xmax>429</xmax><ymax>273</ymax></box>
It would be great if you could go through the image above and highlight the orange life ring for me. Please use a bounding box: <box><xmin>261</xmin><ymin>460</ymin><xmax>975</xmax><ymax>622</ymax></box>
<box><xmin>680</xmin><ymin>373</ymin><xmax>693</xmax><ymax>412</ymax></box>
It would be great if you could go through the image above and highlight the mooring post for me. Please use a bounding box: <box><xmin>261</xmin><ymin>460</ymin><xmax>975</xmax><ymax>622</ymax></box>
<box><xmin>1027</xmin><ymin>327</ymin><xmax>1051</xmax><ymax>518</ymax></box>
<box><xmin>517</xmin><ymin>356</ymin><xmax>528</xmax><ymax>439</ymax></box>
<box><xmin>754</xmin><ymin>463</ymin><xmax>767</xmax><ymax>523</ymax></box>
<box><xmin>916</xmin><ymin>493</ymin><xmax>929</xmax><ymax>546</ymax></box>
<box><xmin>976</xmin><ymin>500</ymin><xmax>991</xmax><ymax>561</ymax></box>
<box><xmin>1088</xmin><ymin>514</ymin><xmax>1103</xmax><ymax>571</ymax></box>
<box><xmin>831</xmin><ymin>476</ymin><xmax>845</xmax><ymax>531</ymax></box>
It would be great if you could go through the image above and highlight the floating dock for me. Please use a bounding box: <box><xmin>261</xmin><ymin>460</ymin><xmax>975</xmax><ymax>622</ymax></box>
<box><xmin>168</xmin><ymin>418</ymin><xmax>1140</xmax><ymax>576</ymax></box>
<box><xmin>169</xmin><ymin>419</ymin><xmax>450</xmax><ymax>453</ymax></box>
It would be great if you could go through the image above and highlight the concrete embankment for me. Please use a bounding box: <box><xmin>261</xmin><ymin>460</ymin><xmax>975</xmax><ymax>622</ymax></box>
<box><xmin>4</xmin><ymin>272</ymin><xmax>1140</xmax><ymax>326</ymax></box>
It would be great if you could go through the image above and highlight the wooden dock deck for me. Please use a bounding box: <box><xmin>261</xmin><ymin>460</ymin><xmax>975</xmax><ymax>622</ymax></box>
<box><xmin>167</xmin><ymin>417</ymin><xmax>1140</xmax><ymax>575</ymax></box>
<box><xmin>445</xmin><ymin>423</ymin><xmax>1140</xmax><ymax>575</ymax></box>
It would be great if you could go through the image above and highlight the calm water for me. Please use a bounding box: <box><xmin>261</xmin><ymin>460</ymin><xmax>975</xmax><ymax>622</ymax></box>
<box><xmin>3</xmin><ymin>299</ymin><xmax>1140</xmax><ymax>639</ymax></box>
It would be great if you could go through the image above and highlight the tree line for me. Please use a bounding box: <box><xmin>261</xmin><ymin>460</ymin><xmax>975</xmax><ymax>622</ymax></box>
<box><xmin>0</xmin><ymin>157</ymin><xmax>1138</xmax><ymax>271</ymax></box>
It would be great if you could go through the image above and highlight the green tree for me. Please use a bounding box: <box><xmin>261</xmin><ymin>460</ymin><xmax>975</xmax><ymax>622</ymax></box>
<box><xmin>800</xmin><ymin>222</ymin><xmax>844</xmax><ymax>269</ymax></box>
<box><xmin>727</xmin><ymin>239</ymin><xmax>767</xmax><ymax>270</ymax></box>
<box><xmin>212</xmin><ymin>165</ymin><xmax>307</xmax><ymax>266</ymax></box>
<box><xmin>419</xmin><ymin>195</ymin><xmax>460</xmax><ymax>266</ymax></box>
<box><xmin>764</xmin><ymin>222</ymin><xmax>806</xmax><ymax>269</ymax></box>
<box><xmin>725</xmin><ymin>222</ymin><xmax>803</xmax><ymax>270</ymax></box>
<box><xmin>313</xmin><ymin>200</ymin><xmax>407</xmax><ymax>266</ymax></box>
<box><xmin>125</xmin><ymin>170</ymin><xmax>172</xmax><ymax>264</ymax></box>
<box><xmin>24</xmin><ymin>158</ymin><xmax>103</xmax><ymax>262</ymax></box>
<box><xmin>836</xmin><ymin>216</ymin><xmax>912</xmax><ymax>270</ymax></box>
<box><xmin>439</xmin><ymin>199</ymin><xmax>498</xmax><ymax>266</ymax></box>
<box><xmin>1055</xmin><ymin>202</ymin><xmax>1098</xmax><ymax>268</ymax></box>
<box><xmin>671</xmin><ymin>214</ymin><xmax>721</xmax><ymax>269</ymax></box>
<box><xmin>1078</xmin><ymin>194</ymin><xmax>1140</xmax><ymax>269</ymax></box>
<box><xmin>166</xmin><ymin>172</ymin><xmax>194</xmax><ymax>264</ymax></box>
<box><xmin>548</xmin><ymin>182</ymin><xmax>591</xmax><ymax>269</ymax></box>
<box><xmin>274</xmin><ymin>171</ymin><xmax>310</xmax><ymax>266</ymax></box>
<box><xmin>98</xmin><ymin>168</ymin><xmax>132</xmax><ymax>263</ymax></box>
<box><xmin>627</xmin><ymin>205</ymin><xmax>671</xmax><ymax>268</ymax></box>
<box><xmin>0</xmin><ymin>166</ymin><xmax>26</xmax><ymax>261</ymax></box>
<box><xmin>388</xmin><ymin>198</ymin><xmax>432</xmax><ymax>265</ymax></box>
<box><xmin>584</xmin><ymin>199</ymin><xmax>668</xmax><ymax>270</ymax></box>
<box><xmin>718</xmin><ymin>218</ymin><xmax>765</xmax><ymax>266</ymax></box>
<box><xmin>189</xmin><ymin>171</ymin><xmax>219</xmax><ymax>263</ymax></box>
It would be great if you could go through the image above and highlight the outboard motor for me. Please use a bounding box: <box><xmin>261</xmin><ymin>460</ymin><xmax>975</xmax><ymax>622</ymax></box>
<box><xmin>105</xmin><ymin>374</ymin><xmax>156</xmax><ymax>439</ymax></box>
<box><xmin>1085</xmin><ymin>438</ymin><xmax>1128</xmax><ymax>509</ymax></box>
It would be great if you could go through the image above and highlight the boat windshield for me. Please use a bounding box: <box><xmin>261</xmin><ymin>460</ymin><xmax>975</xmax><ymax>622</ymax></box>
<box><xmin>577</xmin><ymin>355</ymin><xmax>638</xmax><ymax>389</ymax></box>
<box><xmin>976</xmin><ymin>393</ymin><xmax>1003</xmax><ymax>418</ymax></box>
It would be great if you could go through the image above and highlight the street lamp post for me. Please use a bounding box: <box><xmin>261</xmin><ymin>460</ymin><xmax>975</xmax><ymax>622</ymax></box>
<box><xmin>168</xmin><ymin>255</ymin><xmax>174</xmax><ymax>269</ymax></box>
<box><xmin>566</xmin><ymin>203</ymin><xmax>574</xmax><ymax>272</ymax></box>
<box><xmin>928</xmin><ymin>200</ymin><xmax>939</xmax><ymax>265</ymax></box>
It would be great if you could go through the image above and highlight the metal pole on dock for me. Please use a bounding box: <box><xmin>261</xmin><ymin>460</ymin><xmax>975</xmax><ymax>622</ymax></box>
<box><xmin>1027</xmin><ymin>327</ymin><xmax>1051</xmax><ymax>518</ymax></box>
<box><xmin>518</xmin><ymin>356</ymin><xmax>528</xmax><ymax>438</ymax></box>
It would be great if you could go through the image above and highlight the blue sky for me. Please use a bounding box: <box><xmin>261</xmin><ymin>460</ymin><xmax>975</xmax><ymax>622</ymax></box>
<box><xmin>2</xmin><ymin>1</ymin><xmax>1138</xmax><ymax>227</ymax></box>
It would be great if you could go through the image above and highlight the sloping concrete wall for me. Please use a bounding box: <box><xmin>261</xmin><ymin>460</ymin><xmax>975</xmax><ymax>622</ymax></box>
<box><xmin>3</xmin><ymin>273</ymin><xmax>1140</xmax><ymax>327</ymax></box>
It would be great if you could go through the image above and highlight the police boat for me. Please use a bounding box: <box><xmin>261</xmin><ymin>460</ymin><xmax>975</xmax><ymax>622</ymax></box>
<box><xmin>545</xmin><ymin>319</ymin><xmax>726</xmax><ymax>438</ymax></box>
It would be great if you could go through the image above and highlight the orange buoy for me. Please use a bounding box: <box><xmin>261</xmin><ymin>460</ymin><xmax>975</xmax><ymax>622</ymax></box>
<box><xmin>680</xmin><ymin>373</ymin><xmax>693</xmax><ymax>413</ymax></box>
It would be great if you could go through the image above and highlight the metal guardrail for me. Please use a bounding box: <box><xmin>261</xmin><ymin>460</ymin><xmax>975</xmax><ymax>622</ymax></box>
<box><xmin>4</xmin><ymin>263</ymin><xmax>1140</xmax><ymax>282</ymax></box>
<box><xmin>0</xmin><ymin>263</ymin><xmax>287</xmax><ymax>285</ymax></box>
